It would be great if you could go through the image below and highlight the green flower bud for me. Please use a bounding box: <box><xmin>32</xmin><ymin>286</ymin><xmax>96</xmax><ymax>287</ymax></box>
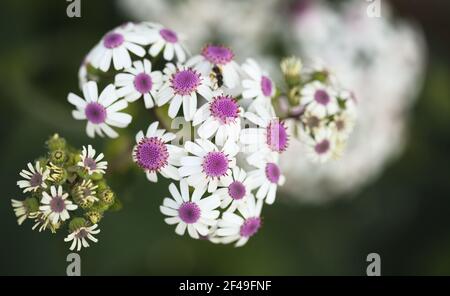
<box><xmin>46</xmin><ymin>134</ymin><xmax>66</xmax><ymax>151</ymax></box>
<box><xmin>100</xmin><ymin>189</ymin><xmax>115</xmax><ymax>205</ymax></box>
<box><xmin>24</xmin><ymin>197</ymin><xmax>39</xmax><ymax>213</ymax></box>
<box><xmin>68</xmin><ymin>217</ymin><xmax>87</xmax><ymax>232</ymax></box>
<box><xmin>281</xmin><ymin>56</ymin><xmax>302</xmax><ymax>88</ymax></box>
<box><xmin>86</xmin><ymin>211</ymin><xmax>102</xmax><ymax>224</ymax></box>
<box><xmin>50</xmin><ymin>149</ymin><xmax>66</xmax><ymax>164</ymax></box>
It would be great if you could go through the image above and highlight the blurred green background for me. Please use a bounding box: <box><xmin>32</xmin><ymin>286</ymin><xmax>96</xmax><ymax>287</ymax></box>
<box><xmin>1</xmin><ymin>0</ymin><xmax>449</xmax><ymax>275</ymax></box>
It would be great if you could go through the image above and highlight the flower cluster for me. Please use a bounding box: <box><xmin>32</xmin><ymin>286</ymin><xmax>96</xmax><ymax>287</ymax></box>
<box><xmin>279</xmin><ymin>59</ymin><xmax>357</xmax><ymax>164</ymax></box>
<box><xmin>68</xmin><ymin>22</ymin><xmax>356</xmax><ymax>247</ymax></box>
<box><xmin>11</xmin><ymin>134</ymin><xmax>119</xmax><ymax>251</ymax></box>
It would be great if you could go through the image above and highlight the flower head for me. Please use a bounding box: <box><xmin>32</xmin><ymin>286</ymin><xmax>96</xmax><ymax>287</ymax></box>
<box><xmin>193</xmin><ymin>94</ymin><xmax>242</xmax><ymax>146</ymax></box>
<box><xmin>68</xmin><ymin>81</ymin><xmax>132</xmax><ymax>138</ymax></box>
<box><xmin>64</xmin><ymin>223</ymin><xmax>100</xmax><ymax>252</ymax></box>
<box><xmin>89</xmin><ymin>24</ymin><xmax>149</xmax><ymax>72</ymax></box>
<box><xmin>160</xmin><ymin>180</ymin><xmax>220</xmax><ymax>239</ymax></box>
<box><xmin>187</xmin><ymin>44</ymin><xmax>241</xmax><ymax>89</ymax></box>
<box><xmin>133</xmin><ymin>122</ymin><xmax>186</xmax><ymax>182</ymax></box>
<box><xmin>157</xmin><ymin>64</ymin><xmax>213</xmax><ymax>121</ymax></box>
<box><xmin>115</xmin><ymin>59</ymin><xmax>163</xmax><ymax>109</ymax></box>
<box><xmin>39</xmin><ymin>186</ymin><xmax>78</xmax><ymax>225</ymax></box>
<box><xmin>215</xmin><ymin>195</ymin><xmax>263</xmax><ymax>247</ymax></box>
<box><xmin>179</xmin><ymin>139</ymin><xmax>239</xmax><ymax>193</ymax></box>
<box><xmin>17</xmin><ymin>162</ymin><xmax>49</xmax><ymax>193</ymax></box>
<box><xmin>78</xmin><ymin>145</ymin><xmax>108</xmax><ymax>175</ymax></box>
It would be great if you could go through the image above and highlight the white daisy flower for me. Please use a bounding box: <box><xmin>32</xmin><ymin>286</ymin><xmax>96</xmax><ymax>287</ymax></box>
<box><xmin>301</xmin><ymin>128</ymin><xmax>336</xmax><ymax>163</ymax></box>
<box><xmin>193</xmin><ymin>94</ymin><xmax>242</xmax><ymax>147</ymax></box>
<box><xmin>240</xmin><ymin>103</ymin><xmax>290</xmax><ymax>165</ymax></box>
<box><xmin>330</xmin><ymin>111</ymin><xmax>356</xmax><ymax>140</ymax></box>
<box><xmin>215</xmin><ymin>195</ymin><xmax>263</xmax><ymax>247</ymax></box>
<box><xmin>186</xmin><ymin>44</ymin><xmax>241</xmax><ymax>89</ymax></box>
<box><xmin>300</xmin><ymin>81</ymin><xmax>339</xmax><ymax>118</ymax></box>
<box><xmin>77</xmin><ymin>145</ymin><xmax>108</xmax><ymax>175</ymax></box>
<box><xmin>89</xmin><ymin>24</ymin><xmax>149</xmax><ymax>72</ymax></box>
<box><xmin>241</xmin><ymin>58</ymin><xmax>275</xmax><ymax>104</ymax></box>
<box><xmin>39</xmin><ymin>186</ymin><xmax>78</xmax><ymax>225</ymax></box>
<box><xmin>160</xmin><ymin>179</ymin><xmax>220</xmax><ymax>239</ymax></box>
<box><xmin>11</xmin><ymin>199</ymin><xmax>39</xmax><ymax>225</ymax></box>
<box><xmin>214</xmin><ymin>167</ymin><xmax>254</xmax><ymax>213</ymax></box>
<box><xmin>157</xmin><ymin>63</ymin><xmax>213</xmax><ymax>121</ymax></box>
<box><xmin>115</xmin><ymin>59</ymin><xmax>163</xmax><ymax>109</ymax></box>
<box><xmin>16</xmin><ymin>162</ymin><xmax>50</xmax><ymax>193</ymax></box>
<box><xmin>179</xmin><ymin>139</ymin><xmax>239</xmax><ymax>193</ymax></box>
<box><xmin>143</xmin><ymin>23</ymin><xmax>188</xmax><ymax>62</ymax></box>
<box><xmin>133</xmin><ymin>122</ymin><xmax>186</xmax><ymax>182</ymax></box>
<box><xmin>247</xmin><ymin>159</ymin><xmax>285</xmax><ymax>205</ymax></box>
<box><xmin>68</xmin><ymin>81</ymin><xmax>132</xmax><ymax>138</ymax></box>
<box><xmin>300</xmin><ymin>110</ymin><xmax>326</xmax><ymax>134</ymax></box>
<box><xmin>32</xmin><ymin>213</ymin><xmax>55</xmax><ymax>233</ymax></box>
<box><xmin>64</xmin><ymin>224</ymin><xmax>100</xmax><ymax>252</ymax></box>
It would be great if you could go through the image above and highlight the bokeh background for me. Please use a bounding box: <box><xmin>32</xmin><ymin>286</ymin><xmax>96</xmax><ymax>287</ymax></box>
<box><xmin>1</xmin><ymin>0</ymin><xmax>449</xmax><ymax>275</ymax></box>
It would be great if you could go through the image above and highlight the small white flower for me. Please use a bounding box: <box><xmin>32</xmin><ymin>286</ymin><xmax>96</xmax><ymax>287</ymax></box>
<box><xmin>157</xmin><ymin>63</ymin><xmax>213</xmax><ymax>121</ymax></box>
<box><xmin>89</xmin><ymin>24</ymin><xmax>149</xmax><ymax>72</ymax></box>
<box><xmin>16</xmin><ymin>162</ymin><xmax>49</xmax><ymax>193</ymax></box>
<box><xmin>77</xmin><ymin>145</ymin><xmax>108</xmax><ymax>175</ymax></box>
<box><xmin>160</xmin><ymin>180</ymin><xmax>220</xmax><ymax>239</ymax></box>
<box><xmin>247</xmin><ymin>158</ymin><xmax>285</xmax><ymax>205</ymax></box>
<box><xmin>11</xmin><ymin>199</ymin><xmax>39</xmax><ymax>225</ymax></box>
<box><xmin>330</xmin><ymin>111</ymin><xmax>356</xmax><ymax>140</ymax></box>
<box><xmin>193</xmin><ymin>94</ymin><xmax>242</xmax><ymax>146</ymax></box>
<box><xmin>64</xmin><ymin>224</ymin><xmax>100</xmax><ymax>251</ymax></box>
<box><xmin>187</xmin><ymin>44</ymin><xmax>241</xmax><ymax>89</ymax></box>
<box><xmin>68</xmin><ymin>81</ymin><xmax>132</xmax><ymax>138</ymax></box>
<box><xmin>133</xmin><ymin>122</ymin><xmax>186</xmax><ymax>182</ymax></box>
<box><xmin>215</xmin><ymin>195</ymin><xmax>263</xmax><ymax>247</ymax></box>
<box><xmin>115</xmin><ymin>59</ymin><xmax>163</xmax><ymax>109</ymax></box>
<box><xmin>241</xmin><ymin>58</ymin><xmax>275</xmax><ymax>104</ymax></box>
<box><xmin>300</xmin><ymin>81</ymin><xmax>339</xmax><ymax>118</ymax></box>
<box><xmin>39</xmin><ymin>186</ymin><xmax>78</xmax><ymax>225</ymax></box>
<box><xmin>214</xmin><ymin>167</ymin><xmax>254</xmax><ymax>213</ymax></box>
<box><xmin>301</xmin><ymin>128</ymin><xmax>336</xmax><ymax>163</ymax></box>
<box><xmin>143</xmin><ymin>22</ymin><xmax>188</xmax><ymax>62</ymax></box>
<box><xmin>179</xmin><ymin>139</ymin><xmax>239</xmax><ymax>193</ymax></box>
<box><xmin>32</xmin><ymin>213</ymin><xmax>54</xmax><ymax>233</ymax></box>
<box><xmin>240</xmin><ymin>103</ymin><xmax>290</xmax><ymax>165</ymax></box>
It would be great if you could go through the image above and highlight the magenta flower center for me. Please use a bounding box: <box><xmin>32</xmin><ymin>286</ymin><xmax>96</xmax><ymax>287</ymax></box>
<box><xmin>315</xmin><ymin>139</ymin><xmax>330</xmax><ymax>154</ymax></box>
<box><xmin>179</xmin><ymin>202</ymin><xmax>201</xmax><ymax>224</ymax></box>
<box><xmin>260</xmin><ymin>76</ymin><xmax>273</xmax><ymax>97</ymax></box>
<box><xmin>202</xmin><ymin>45</ymin><xmax>234</xmax><ymax>65</ymax></box>
<box><xmin>266</xmin><ymin>120</ymin><xmax>289</xmax><ymax>152</ymax></box>
<box><xmin>314</xmin><ymin>89</ymin><xmax>330</xmax><ymax>105</ymax></box>
<box><xmin>103</xmin><ymin>32</ymin><xmax>124</xmax><ymax>49</ymax></box>
<box><xmin>134</xmin><ymin>137</ymin><xmax>169</xmax><ymax>172</ymax></box>
<box><xmin>265</xmin><ymin>162</ymin><xmax>281</xmax><ymax>184</ymax></box>
<box><xmin>85</xmin><ymin>102</ymin><xmax>107</xmax><ymax>124</ymax></box>
<box><xmin>171</xmin><ymin>69</ymin><xmax>201</xmax><ymax>96</ymax></box>
<box><xmin>30</xmin><ymin>173</ymin><xmax>43</xmax><ymax>187</ymax></box>
<box><xmin>50</xmin><ymin>196</ymin><xmax>66</xmax><ymax>213</ymax></box>
<box><xmin>83</xmin><ymin>157</ymin><xmax>97</xmax><ymax>171</ymax></box>
<box><xmin>134</xmin><ymin>73</ymin><xmax>153</xmax><ymax>94</ymax></box>
<box><xmin>159</xmin><ymin>28</ymin><xmax>178</xmax><ymax>43</ymax></box>
<box><xmin>202</xmin><ymin>151</ymin><xmax>229</xmax><ymax>178</ymax></box>
<box><xmin>240</xmin><ymin>217</ymin><xmax>261</xmax><ymax>238</ymax></box>
<box><xmin>228</xmin><ymin>181</ymin><xmax>246</xmax><ymax>200</ymax></box>
<box><xmin>210</xmin><ymin>95</ymin><xmax>240</xmax><ymax>124</ymax></box>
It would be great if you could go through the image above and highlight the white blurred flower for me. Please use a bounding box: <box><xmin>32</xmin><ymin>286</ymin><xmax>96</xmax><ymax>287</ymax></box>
<box><xmin>281</xmin><ymin>0</ymin><xmax>426</xmax><ymax>202</ymax></box>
